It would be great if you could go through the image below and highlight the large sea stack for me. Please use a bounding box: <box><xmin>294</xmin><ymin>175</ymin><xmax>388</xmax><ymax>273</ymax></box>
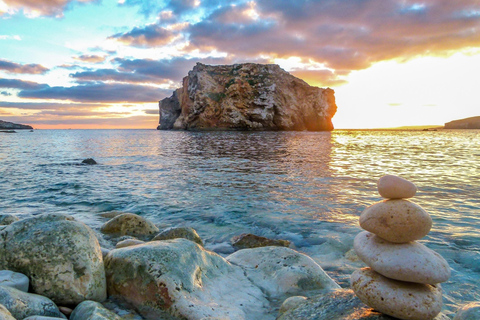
<box><xmin>157</xmin><ymin>63</ymin><xmax>337</xmax><ymax>131</ymax></box>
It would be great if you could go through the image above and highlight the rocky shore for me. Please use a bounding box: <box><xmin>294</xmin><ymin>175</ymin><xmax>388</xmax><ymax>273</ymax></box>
<box><xmin>0</xmin><ymin>120</ymin><xmax>33</xmax><ymax>130</ymax></box>
<box><xmin>1</xmin><ymin>176</ymin><xmax>478</xmax><ymax>319</ymax></box>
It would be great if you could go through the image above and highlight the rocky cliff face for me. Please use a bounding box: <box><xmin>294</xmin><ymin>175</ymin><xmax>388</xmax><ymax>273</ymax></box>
<box><xmin>444</xmin><ymin>116</ymin><xmax>480</xmax><ymax>129</ymax></box>
<box><xmin>0</xmin><ymin>120</ymin><xmax>33</xmax><ymax>130</ymax></box>
<box><xmin>158</xmin><ymin>63</ymin><xmax>337</xmax><ymax>131</ymax></box>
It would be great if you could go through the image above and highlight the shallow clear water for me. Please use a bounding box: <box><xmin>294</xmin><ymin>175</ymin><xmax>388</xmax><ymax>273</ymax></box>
<box><xmin>1</xmin><ymin>129</ymin><xmax>479</xmax><ymax>316</ymax></box>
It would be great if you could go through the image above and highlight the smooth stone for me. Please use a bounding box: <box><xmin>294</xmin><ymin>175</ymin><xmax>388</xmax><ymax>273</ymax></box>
<box><xmin>277</xmin><ymin>288</ymin><xmax>449</xmax><ymax>320</ymax></box>
<box><xmin>104</xmin><ymin>238</ymin><xmax>272</xmax><ymax>320</ymax></box>
<box><xmin>231</xmin><ymin>233</ymin><xmax>290</xmax><ymax>250</ymax></box>
<box><xmin>360</xmin><ymin>199</ymin><xmax>432</xmax><ymax>243</ymax></box>
<box><xmin>0</xmin><ymin>213</ymin><xmax>106</xmax><ymax>305</ymax></box>
<box><xmin>115</xmin><ymin>239</ymin><xmax>145</xmax><ymax>248</ymax></box>
<box><xmin>0</xmin><ymin>270</ymin><xmax>29</xmax><ymax>292</ymax></box>
<box><xmin>23</xmin><ymin>317</ymin><xmax>66</xmax><ymax>320</ymax></box>
<box><xmin>0</xmin><ymin>215</ymin><xmax>19</xmax><ymax>226</ymax></box>
<box><xmin>278</xmin><ymin>296</ymin><xmax>308</xmax><ymax>315</ymax></box>
<box><xmin>0</xmin><ymin>304</ymin><xmax>15</xmax><ymax>320</ymax></box>
<box><xmin>100</xmin><ymin>213</ymin><xmax>159</xmax><ymax>239</ymax></box>
<box><xmin>70</xmin><ymin>300</ymin><xmax>122</xmax><ymax>320</ymax></box>
<box><xmin>58</xmin><ymin>306</ymin><xmax>73</xmax><ymax>317</ymax></box>
<box><xmin>351</xmin><ymin>268</ymin><xmax>443</xmax><ymax>320</ymax></box>
<box><xmin>226</xmin><ymin>246</ymin><xmax>339</xmax><ymax>299</ymax></box>
<box><xmin>0</xmin><ymin>286</ymin><xmax>66</xmax><ymax>319</ymax></box>
<box><xmin>82</xmin><ymin>158</ymin><xmax>97</xmax><ymax>165</ymax></box>
<box><xmin>354</xmin><ymin>231</ymin><xmax>450</xmax><ymax>284</ymax></box>
<box><xmin>453</xmin><ymin>302</ymin><xmax>480</xmax><ymax>320</ymax></box>
<box><xmin>152</xmin><ymin>226</ymin><xmax>203</xmax><ymax>246</ymax></box>
<box><xmin>377</xmin><ymin>175</ymin><xmax>417</xmax><ymax>199</ymax></box>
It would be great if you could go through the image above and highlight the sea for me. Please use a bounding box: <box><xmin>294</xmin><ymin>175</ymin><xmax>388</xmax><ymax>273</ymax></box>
<box><xmin>1</xmin><ymin>129</ymin><xmax>479</xmax><ymax>317</ymax></box>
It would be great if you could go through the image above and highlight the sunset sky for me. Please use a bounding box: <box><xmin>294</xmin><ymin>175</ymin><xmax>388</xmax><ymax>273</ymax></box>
<box><xmin>1</xmin><ymin>0</ymin><xmax>479</xmax><ymax>129</ymax></box>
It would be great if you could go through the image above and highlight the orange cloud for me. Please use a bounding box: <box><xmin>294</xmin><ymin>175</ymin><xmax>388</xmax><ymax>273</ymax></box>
<box><xmin>2</xmin><ymin>0</ymin><xmax>96</xmax><ymax>16</ymax></box>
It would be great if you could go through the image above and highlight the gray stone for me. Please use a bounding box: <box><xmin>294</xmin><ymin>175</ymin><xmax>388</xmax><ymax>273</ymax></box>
<box><xmin>0</xmin><ymin>270</ymin><xmax>29</xmax><ymax>292</ymax></box>
<box><xmin>23</xmin><ymin>317</ymin><xmax>67</xmax><ymax>320</ymax></box>
<box><xmin>0</xmin><ymin>215</ymin><xmax>19</xmax><ymax>226</ymax></box>
<box><xmin>100</xmin><ymin>213</ymin><xmax>159</xmax><ymax>239</ymax></box>
<box><xmin>0</xmin><ymin>304</ymin><xmax>15</xmax><ymax>320</ymax></box>
<box><xmin>105</xmin><ymin>238</ymin><xmax>271</xmax><ymax>320</ymax></box>
<box><xmin>153</xmin><ymin>227</ymin><xmax>203</xmax><ymax>246</ymax></box>
<box><xmin>231</xmin><ymin>233</ymin><xmax>290</xmax><ymax>250</ymax></box>
<box><xmin>0</xmin><ymin>213</ymin><xmax>106</xmax><ymax>305</ymax></box>
<box><xmin>226</xmin><ymin>246</ymin><xmax>339</xmax><ymax>299</ymax></box>
<box><xmin>70</xmin><ymin>300</ymin><xmax>122</xmax><ymax>320</ymax></box>
<box><xmin>115</xmin><ymin>239</ymin><xmax>145</xmax><ymax>248</ymax></box>
<box><xmin>453</xmin><ymin>302</ymin><xmax>480</xmax><ymax>320</ymax></box>
<box><xmin>0</xmin><ymin>286</ymin><xmax>66</xmax><ymax>319</ymax></box>
<box><xmin>278</xmin><ymin>296</ymin><xmax>307</xmax><ymax>315</ymax></box>
<box><xmin>277</xmin><ymin>289</ymin><xmax>449</xmax><ymax>320</ymax></box>
<box><xmin>377</xmin><ymin>175</ymin><xmax>417</xmax><ymax>199</ymax></box>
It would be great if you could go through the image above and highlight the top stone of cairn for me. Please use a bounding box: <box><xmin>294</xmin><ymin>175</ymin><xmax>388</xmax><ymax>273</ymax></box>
<box><xmin>377</xmin><ymin>175</ymin><xmax>417</xmax><ymax>199</ymax></box>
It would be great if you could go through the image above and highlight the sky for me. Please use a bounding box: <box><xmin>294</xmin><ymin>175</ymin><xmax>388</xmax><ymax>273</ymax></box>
<box><xmin>0</xmin><ymin>0</ymin><xmax>479</xmax><ymax>129</ymax></box>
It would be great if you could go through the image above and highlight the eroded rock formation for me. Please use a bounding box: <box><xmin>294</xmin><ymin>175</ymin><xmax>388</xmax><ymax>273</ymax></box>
<box><xmin>158</xmin><ymin>63</ymin><xmax>337</xmax><ymax>131</ymax></box>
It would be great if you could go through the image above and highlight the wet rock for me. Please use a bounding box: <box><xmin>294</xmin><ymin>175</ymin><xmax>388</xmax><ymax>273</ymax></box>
<box><xmin>0</xmin><ymin>285</ymin><xmax>66</xmax><ymax>319</ymax></box>
<box><xmin>354</xmin><ymin>231</ymin><xmax>450</xmax><ymax>284</ymax></box>
<box><xmin>377</xmin><ymin>175</ymin><xmax>417</xmax><ymax>199</ymax></box>
<box><xmin>0</xmin><ymin>215</ymin><xmax>19</xmax><ymax>226</ymax></box>
<box><xmin>0</xmin><ymin>270</ymin><xmax>29</xmax><ymax>292</ymax></box>
<box><xmin>351</xmin><ymin>268</ymin><xmax>443</xmax><ymax>320</ymax></box>
<box><xmin>104</xmin><ymin>238</ymin><xmax>270</xmax><ymax>320</ymax></box>
<box><xmin>359</xmin><ymin>199</ymin><xmax>432</xmax><ymax>243</ymax></box>
<box><xmin>226</xmin><ymin>246</ymin><xmax>339</xmax><ymax>298</ymax></box>
<box><xmin>0</xmin><ymin>213</ymin><xmax>106</xmax><ymax>305</ymax></box>
<box><xmin>231</xmin><ymin>233</ymin><xmax>290</xmax><ymax>250</ymax></box>
<box><xmin>453</xmin><ymin>301</ymin><xmax>480</xmax><ymax>320</ymax></box>
<box><xmin>100</xmin><ymin>213</ymin><xmax>159</xmax><ymax>239</ymax></box>
<box><xmin>70</xmin><ymin>300</ymin><xmax>122</xmax><ymax>320</ymax></box>
<box><xmin>152</xmin><ymin>226</ymin><xmax>203</xmax><ymax>246</ymax></box>
<box><xmin>23</xmin><ymin>317</ymin><xmax>67</xmax><ymax>320</ymax></box>
<box><xmin>115</xmin><ymin>239</ymin><xmax>145</xmax><ymax>248</ymax></box>
<box><xmin>0</xmin><ymin>304</ymin><xmax>15</xmax><ymax>320</ymax></box>
<box><xmin>82</xmin><ymin>158</ymin><xmax>97</xmax><ymax>165</ymax></box>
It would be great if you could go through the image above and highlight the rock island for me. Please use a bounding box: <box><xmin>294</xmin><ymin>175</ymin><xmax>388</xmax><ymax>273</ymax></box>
<box><xmin>157</xmin><ymin>63</ymin><xmax>337</xmax><ymax>131</ymax></box>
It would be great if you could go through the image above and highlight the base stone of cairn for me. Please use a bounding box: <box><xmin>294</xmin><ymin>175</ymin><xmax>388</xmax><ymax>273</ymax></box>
<box><xmin>351</xmin><ymin>175</ymin><xmax>450</xmax><ymax>320</ymax></box>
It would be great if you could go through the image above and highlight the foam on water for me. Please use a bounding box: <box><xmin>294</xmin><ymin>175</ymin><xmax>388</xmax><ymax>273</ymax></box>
<box><xmin>1</xmin><ymin>129</ymin><xmax>479</xmax><ymax>316</ymax></box>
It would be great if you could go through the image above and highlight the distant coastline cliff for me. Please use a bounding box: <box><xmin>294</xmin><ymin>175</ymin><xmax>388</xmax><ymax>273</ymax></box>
<box><xmin>444</xmin><ymin>116</ymin><xmax>480</xmax><ymax>129</ymax></box>
<box><xmin>0</xmin><ymin>120</ymin><xmax>33</xmax><ymax>130</ymax></box>
<box><xmin>157</xmin><ymin>63</ymin><xmax>337</xmax><ymax>131</ymax></box>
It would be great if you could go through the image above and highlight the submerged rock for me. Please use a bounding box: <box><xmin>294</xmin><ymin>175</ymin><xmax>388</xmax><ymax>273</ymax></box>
<box><xmin>0</xmin><ymin>286</ymin><xmax>66</xmax><ymax>319</ymax></box>
<box><xmin>0</xmin><ymin>214</ymin><xmax>19</xmax><ymax>226</ymax></box>
<box><xmin>153</xmin><ymin>226</ymin><xmax>203</xmax><ymax>246</ymax></box>
<box><xmin>104</xmin><ymin>238</ymin><xmax>271</xmax><ymax>320</ymax></box>
<box><xmin>231</xmin><ymin>233</ymin><xmax>290</xmax><ymax>250</ymax></box>
<box><xmin>82</xmin><ymin>158</ymin><xmax>97</xmax><ymax>165</ymax></box>
<box><xmin>227</xmin><ymin>246</ymin><xmax>339</xmax><ymax>299</ymax></box>
<box><xmin>158</xmin><ymin>63</ymin><xmax>337</xmax><ymax>131</ymax></box>
<box><xmin>453</xmin><ymin>302</ymin><xmax>480</xmax><ymax>320</ymax></box>
<box><xmin>0</xmin><ymin>213</ymin><xmax>106</xmax><ymax>305</ymax></box>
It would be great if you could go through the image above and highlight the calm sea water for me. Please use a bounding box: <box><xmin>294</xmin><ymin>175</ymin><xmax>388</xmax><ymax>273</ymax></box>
<box><xmin>1</xmin><ymin>129</ymin><xmax>479</xmax><ymax>316</ymax></box>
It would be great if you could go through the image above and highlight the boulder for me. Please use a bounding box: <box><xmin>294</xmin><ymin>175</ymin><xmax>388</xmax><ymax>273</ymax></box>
<box><xmin>377</xmin><ymin>175</ymin><xmax>417</xmax><ymax>199</ymax></box>
<box><xmin>278</xmin><ymin>296</ymin><xmax>307</xmax><ymax>315</ymax></box>
<box><xmin>0</xmin><ymin>304</ymin><xmax>15</xmax><ymax>320</ymax></box>
<box><xmin>153</xmin><ymin>227</ymin><xmax>203</xmax><ymax>246</ymax></box>
<box><xmin>354</xmin><ymin>231</ymin><xmax>450</xmax><ymax>284</ymax></box>
<box><xmin>0</xmin><ymin>213</ymin><xmax>106</xmax><ymax>305</ymax></box>
<box><xmin>0</xmin><ymin>286</ymin><xmax>66</xmax><ymax>319</ymax></box>
<box><xmin>0</xmin><ymin>215</ymin><xmax>18</xmax><ymax>226</ymax></box>
<box><xmin>359</xmin><ymin>199</ymin><xmax>432</xmax><ymax>243</ymax></box>
<box><xmin>100</xmin><ymin>213</ymin><xmax>159</xmax><ymax>239</ymax></box>
<box><xmin>0</xmin><ymin>270</ymin><xmax>29</xmax><ymax>292</ymax></box>
<box><xmin>453</xmin><ymin>302</ymin><xmax>480</xmax><ymax>320</ymax></box>
<box><xmin>226</xmin><ymin>246</ymin><xmax>339</xmax><ymax>298</ymax></box>
<box><xmin>158</xmin><ymin>63</ymin><xmax>337</xmax><ymax>131</ymax></box>
<box><xmin>104</xmin><ymin>239</ymin><xmax>271</xmax><ymax>320</ymax></box>
<box><xmin>82</xmin><ymin>158</ymin><xmax>97</xmax><ymax>165</ymax></box>
<box><xmin>277</xmin><ymin>288</ymin><xmax>449</xmax><ymax>320</ymax></box>
<box><xmin>351</xmin><ymin>268</ymin><xmax>443</xmax><ymax>320</ymax></box>
<box><xmin>231</xmin><ymin>233</ymin><xmax>290</xmax><ymax>250</ymax></box>
<box><xmin>70</xmin><ymin>300</ymin><xmax>122</xmax><ymax>320</ymax></box>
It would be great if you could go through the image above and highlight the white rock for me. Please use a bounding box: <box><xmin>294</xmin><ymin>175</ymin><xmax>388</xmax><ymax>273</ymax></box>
<box><xmin>377</xmin><ymin>175</ymin><xmax>417</xmax><ymax>199</ymax></box>
<box><xmin>351</xmin><ymin>268</ymin><xmax>443</xmax><ymax>320</ymax></box>
<box><xmin>226</xmin><ymin>246</ymin><xmax>340</xmax><ymax>298</ymax></box>
<box><xmin>453</xmin><ymin>301</ymin><xmax>480</xmax><ymax>320</ymax></box>
<box><xmin>278</xmin><ymin>296</ymin><xmax>308</xmax><ymax>315</ymax></box>
<box><xmin>354</xmin><ymin>231</ymin><xmax>450</xmax><ymax>284</ymax></box>
<box><xmin>360</xmin><ymin>199</ymin><xmax>432</xmax><ymax>243</ymax></box>
<box><xmin>0</xmin><ymin>270</ymin><xmax>29</xmax><ymax>292</ymax></box>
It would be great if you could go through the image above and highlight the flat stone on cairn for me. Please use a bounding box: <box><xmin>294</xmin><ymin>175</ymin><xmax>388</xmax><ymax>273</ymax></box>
<box><xmin>351</xmin><ymin>175</ymin><xmax>450</xmax><ymax>320</ymax></box>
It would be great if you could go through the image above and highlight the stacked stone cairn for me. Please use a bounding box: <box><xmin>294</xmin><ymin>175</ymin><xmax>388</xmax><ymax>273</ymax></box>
<box><xmin>351</xmin><ymin>175</ymin><xmax>451</xmax><ymax>320</ymax></box>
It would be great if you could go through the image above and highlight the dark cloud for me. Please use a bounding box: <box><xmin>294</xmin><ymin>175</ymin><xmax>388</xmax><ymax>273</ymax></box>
<box><xmin>144</xmin><ymin>109</ymin><xmax>158</xmax><ymax>115</ymax></box>
<box><xmin>0</xmin><ymin>59</ymin><xmax>49</xmax><ymax>74</ymax></box>
<box><xmin>1</xmin><ymin>91</ymin><xmax>12</xmax><ymax>96</ymax></box>
<box><xmin>73</xmin><ymin>54</ymin><xmax>107</xmax><ymax>63</ymax></box>
<box><xmin>17</xmin><ymin>82</ymin><xmax>170</xmax><ymax>103</ymax></box>
<box><xmin>0</xmin><ymin>101</ymin><xmax>103</xmax><ymax>110</ymax></box>
<box><xmin>70</xmin><ymin>68</ymin><xmax>168</xmax><ymax>84</ymax></box>
<box><xmin>109</xmin><ymin>24</ymin><xmax>180</xmax><ymax>47</ymax></box>
<box><xmin>0</xmin><ymin>78</ymin><xmax>49</xmax><ymax>90</ymax></box>
<box><xmin>2</xmin><ymin>0</ymin><xmax>98</xmax><ymax>17</ymax></box>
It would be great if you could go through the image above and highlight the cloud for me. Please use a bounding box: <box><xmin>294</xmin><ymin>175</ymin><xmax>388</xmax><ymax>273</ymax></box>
<box><xmin>1</xmin><ymin>91</ymin><xmax>12</xmax><ymax>96</ymax></box>
<box><xmin>1</xmin><ymin>0</ymin><xmax>98</xmax><ymax>17</ymax></box>
<box><xmin>0</xmin><ymin>78</ymin><xmax>49</xmax><ymax>90</ymax></box>
<box><xmin>0</xmin><ymin>59</ymin><xmax>49</xmax><ymax>74</ymax></box>
<box><xmin>0</xmin><ymin>35</ymin><xmax>22</xmax><ymax>40</ymax></box>
<box><xmin>17</xmin><ymin>82</ymin><xmax>170</xmax><ymax>103</ymax></box>
<box><xmin>70</xmin><ymin>68</ymin><xmax>167</xmax><ymax>84</ymax></box>
<box><xmin>109</xmin><ymin>24</ymin><xmax>180</xmax><ymax>47</ymax></box>
<box><xmin>73</xmin><ymin>54</ymin><xmax>107</xmax><ymax>63</ymax></box>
